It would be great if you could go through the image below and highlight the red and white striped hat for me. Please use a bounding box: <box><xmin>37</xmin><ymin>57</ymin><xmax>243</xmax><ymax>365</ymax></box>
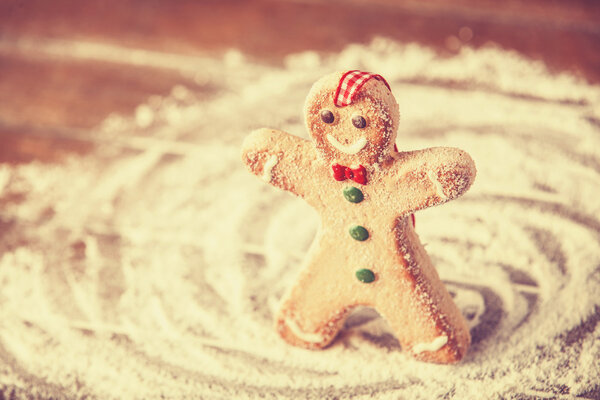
<box><xmin>333</xmin><ymin>70</ymin><xmax>391</xmax><ymax>107</ymax></box>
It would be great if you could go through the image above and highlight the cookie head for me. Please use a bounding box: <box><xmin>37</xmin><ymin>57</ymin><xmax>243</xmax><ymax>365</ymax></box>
<box><xmin>304</xmin><ymin>71</ymin><xmax>400</xmax><ymax>166</ymax></box>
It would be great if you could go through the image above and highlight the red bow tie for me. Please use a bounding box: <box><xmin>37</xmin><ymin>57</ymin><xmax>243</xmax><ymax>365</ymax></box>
<box><xmin>332</xmin><ymin>164</ymin><xmax>367</xmax><ymax>185</ymax></box>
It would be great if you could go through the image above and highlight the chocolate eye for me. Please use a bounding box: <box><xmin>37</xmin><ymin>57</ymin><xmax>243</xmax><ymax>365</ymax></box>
<box><xmin>320</xmin><ymin>110</ymin><xmax>334</xmax><ymax>124</ymax></box>
<box><xmin>352</xmin><ymin>115</ymin><xmax>367</xmax><ymax>129</ymax></box>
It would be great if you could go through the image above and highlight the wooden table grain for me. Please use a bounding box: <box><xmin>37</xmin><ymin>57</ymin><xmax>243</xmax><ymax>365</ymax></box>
<box><xmin>1</xmin><ymin>0</ymin><xmax>598</xmax><ymax>150</ymax></box>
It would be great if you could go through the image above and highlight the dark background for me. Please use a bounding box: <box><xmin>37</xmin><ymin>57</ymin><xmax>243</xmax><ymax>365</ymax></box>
<box><xmin>0</xmin><ymin>0</ymin><xmax>599</xmax><ymax>162</ymax></box>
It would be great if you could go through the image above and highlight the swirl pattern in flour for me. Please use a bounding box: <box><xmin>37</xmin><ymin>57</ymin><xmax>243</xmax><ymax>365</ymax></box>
<box><xmin>0</xmin><ymin>40</ymin><xmax>599</xmax><ymax>399</ymax></box>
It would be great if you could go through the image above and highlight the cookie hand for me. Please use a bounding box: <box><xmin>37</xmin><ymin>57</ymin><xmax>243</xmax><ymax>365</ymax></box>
<box><xmin>241</xmin><ymin>128</ymin><xmax>319</xmax><ymax>199</ymax></box>
<box><xmin>388</xmin><ymin>147</ymin><xmax>476</xmax><ymax>214</ymax></box>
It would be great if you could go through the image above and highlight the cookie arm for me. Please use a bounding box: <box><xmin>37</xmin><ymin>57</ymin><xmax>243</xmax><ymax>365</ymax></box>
<box><xmin>241</xmin><ymin>128</ymin><xmax>318</xmax><ymax>198</ymax></box>
<box><xmin>388</xmin><ymin>147</ymin><xmax>476</xmax><ymax>214</ymax></box>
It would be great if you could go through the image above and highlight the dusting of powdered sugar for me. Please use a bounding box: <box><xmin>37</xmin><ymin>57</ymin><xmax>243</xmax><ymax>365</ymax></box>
<box><xmin>0</xmin><ymin>38</ymin><xmax>599</xmax><ymax>399</ymax></box>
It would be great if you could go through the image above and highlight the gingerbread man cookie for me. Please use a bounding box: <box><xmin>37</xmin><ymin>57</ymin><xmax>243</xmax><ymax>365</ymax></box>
<box><xmin>241</xmin><ymin>71</ymin><xmax>476</xmax><ymax>363</ymax></box>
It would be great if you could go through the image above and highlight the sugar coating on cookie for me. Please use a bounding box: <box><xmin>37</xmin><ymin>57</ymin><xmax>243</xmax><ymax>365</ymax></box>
<box><xmin>242</xmin><ymin>70</ymin><xmax>476</xmax><ymax>364</ymax></box>
<box><xmin>304</xmin><ymin>71</ymin><xmax>400</xmax><ymax>166</ymax></box>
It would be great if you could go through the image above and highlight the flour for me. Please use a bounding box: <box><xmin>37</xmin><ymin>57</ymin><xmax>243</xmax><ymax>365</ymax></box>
<box><xmin>0</xmin><ymin>38</ymin><xmax>599</xmax><ymax>399</ymax></box>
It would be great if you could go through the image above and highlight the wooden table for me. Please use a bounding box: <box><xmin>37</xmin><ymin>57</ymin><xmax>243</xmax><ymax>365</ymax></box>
<box><xmin>1</xmin><ymin>0</ymin><xmax>599</xmax><ymax>163</ymax></box>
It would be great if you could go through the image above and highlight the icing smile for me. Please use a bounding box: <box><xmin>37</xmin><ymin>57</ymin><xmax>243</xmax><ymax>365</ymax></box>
<box><xmin>326</xmin><ymin>134</ymin><xmax>368</xmax><ymax>155</ymax></box>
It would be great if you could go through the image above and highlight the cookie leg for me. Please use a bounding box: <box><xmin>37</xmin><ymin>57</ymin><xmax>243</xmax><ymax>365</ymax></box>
<box><xmin>376</xmin><ymin>221</ymin><xmax>471</xmax><ymax>363</ymax></box>
<box><xmin>274</xmin><ymin>239</ymin><xmax>358</xmax><ymax>349</ymax></box>
<box><xmin>376</xmin><ymin>284</ymin><xmax>470</xmax><ymax>363</ymax></box>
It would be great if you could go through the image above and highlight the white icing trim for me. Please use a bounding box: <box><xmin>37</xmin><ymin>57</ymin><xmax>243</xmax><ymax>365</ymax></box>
<box><xmin>412</xmin><ymin>335</ymin><xmax>448</xmax><ymax>354</ymax></box>
<box><xmin>285</xmin><ymin>318</ymin><xmax>325</xmax><ymax>343</ymax></box>
<box><xmin>326</xmin><ymin>134</ymin><xmax>367</xmax><ymax>155</ymax></box>
<box><xmin>261</xmin><ymin>155</ymin><xmax>279</xmax><ymax>182</ymax></box>
<box><xmin>427</xmin><ymin>170</ymin><xmax>447</xmax><ymax>200</ymax></box>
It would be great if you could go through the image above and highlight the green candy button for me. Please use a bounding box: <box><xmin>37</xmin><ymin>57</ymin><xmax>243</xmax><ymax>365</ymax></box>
<box><xmin>349</xmin><ymin>225</ymin><xmax>369</xmax><ymax>241</ymax></box>
<box><xmin>343</xmin><ymin>186</ymin><xmax>364</xmax><ymax>203</ymax></box>
<box><xmin>355</xmin><ymin>268</ymin><xmax>376</xmax><ymax>283</ymax></box>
